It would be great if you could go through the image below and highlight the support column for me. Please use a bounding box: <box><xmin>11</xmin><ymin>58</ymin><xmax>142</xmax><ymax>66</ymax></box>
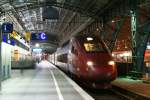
<box><xmin>130</xmin><ymin>9</ymin><xmax>150</xmax><ymax>79</ymax></box>
<box><xmin>0</xmin><ymin>24</ymin><xmax>2</xmax><ymax>90</ymax></box>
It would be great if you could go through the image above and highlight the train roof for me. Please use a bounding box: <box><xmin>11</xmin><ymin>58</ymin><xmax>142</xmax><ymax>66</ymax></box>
<box><xmin>60</xmin><ymin>34</ymin><xmax>100</xmax><ymax>47</ymax></box>
<box><xmin>74</xmin><ymin>33</ymin><xmax>97</xmax><ymax>38</ymax></box>
<box><xmin>74</xmin><ymin>34</ymin><xmax>100</xmax><ymax>42</ymax></box>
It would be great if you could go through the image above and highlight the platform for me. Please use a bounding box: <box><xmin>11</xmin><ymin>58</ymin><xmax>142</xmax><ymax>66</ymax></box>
<box><xmin>0</xmin><ymin>60</ymin><xmax>94</xmax><ymax>100</ymax></box>
<box><xmin>111</xmin><ymin>78</ymin><xmax>150</xmax><ymax>100</ymax></box>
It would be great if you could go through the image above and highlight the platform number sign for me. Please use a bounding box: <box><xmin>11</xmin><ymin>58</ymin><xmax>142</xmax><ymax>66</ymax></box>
<box><xmin>40</xmin><ymin>32</ymin><xmax>46</xmax><ymax>40</ymax></box>
<box><xmin>31</xmin><ymin>32</ymin><xmax>46</xmax><ymax>40</ymax></box>
<box><xmin>2</xmin><ymin>23</ymin><xmax>13</xmax><ymax>33</ymax></box>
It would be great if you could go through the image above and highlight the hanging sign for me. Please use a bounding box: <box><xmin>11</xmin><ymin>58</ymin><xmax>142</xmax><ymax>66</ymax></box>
<box><xmin>31</xmin><ymin>32</ymin><xmax>46</xmax><ymax>40</ymax></box>
<box><xmin>2</xmin><ymin>23</ymin><xmax>13</xmax><ymax>33</ymax></box>
<box><xmin>25</xmin><ymin>32</ymin><xmax>31</xmax><ymax>42</ymax></box>
<box><xmin>40</xmin><ymin>32</ymin><xmax>46</xmax><ymax>40</ymax></box>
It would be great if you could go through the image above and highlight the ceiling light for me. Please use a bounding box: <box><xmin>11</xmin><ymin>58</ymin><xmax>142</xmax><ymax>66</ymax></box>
<box><xmin>112</xmin><ymin>20</ymin><xmax>115</xmax><ymax>23</ymax></box>
<box><xmin>35</xmin><ymin>43</ymin><xmax>40</xmax><ymax>47</ymax></box>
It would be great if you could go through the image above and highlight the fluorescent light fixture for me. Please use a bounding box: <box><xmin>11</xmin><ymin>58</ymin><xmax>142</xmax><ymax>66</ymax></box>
<box><xmin>87</xmin><ymin>37</ymin><xmax>93</xmax><ymax>41</ymax></box>
<box><xmin>35</xmin><ymin>43</ymin><xmax>40</xmax><ymax>47</ymax></box>
<box><xmin>108</xmin><ymin>61</ymin><xmax>115</xmax><ymax>66</ymax></box>
<box><xmin>123</xmin><ymin>52</ymin><xmax>130</xmax><ymax>56</ymax></box>
<box><xmin>33</xmin><ymin>48</ymin><xmax>42</xmax><ymax>52</ymax></box>
<box><xmin>147</xmin><ymin>45</ymin><xmax>150</xmax><ymax>49</ymax></box>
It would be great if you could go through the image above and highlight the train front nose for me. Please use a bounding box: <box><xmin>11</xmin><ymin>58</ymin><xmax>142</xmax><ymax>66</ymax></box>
<box><xmin>87</xmin><ymin>61</ymin><xmax>117</xmax><ymax>82</ymax></box>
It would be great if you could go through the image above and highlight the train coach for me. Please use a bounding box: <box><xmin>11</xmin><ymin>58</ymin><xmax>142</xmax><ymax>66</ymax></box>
<box><xmin>53</xmin><ymin>34</ymin><xmax>117</xmax><ymax>89</ymax></box>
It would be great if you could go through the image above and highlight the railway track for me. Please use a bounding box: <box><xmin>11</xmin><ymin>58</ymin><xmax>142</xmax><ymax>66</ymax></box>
<box><xmin>58</xmin><ymin>67</ymin><xmax>130</xmax><ymax>100</ymax></box>
<box><xmin>81</xmin><ymin>86</ymin><xmax>128</xmax><ymax>100</ymax></box>
<box><xmin>72</xmin><ymin>78</ymin><xmax>129</xmax><ymax>100</ymax></box>
<box><xmin>64</xmin><ymin>71</ymin><xmax>149</xmax><ymax>100</ymax></box>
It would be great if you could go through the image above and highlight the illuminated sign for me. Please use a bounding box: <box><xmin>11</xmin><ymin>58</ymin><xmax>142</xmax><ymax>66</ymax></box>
<box><xmin>147</xmin><ymin>45</ymin><xmax>150</xmax><ymax>49</ymax></box>
<box><xmin>11</xmin><ymin>30</ymin><xmax>17</xmax><ymax>38</ymax></box>
<box><xmin>2</xmin><ymin>35</ymin><xmax>7</xmax><ymax>42</ymax></box>
<box><xmin>25</xmin><ymin>32</ymin><xmax>31</xmax><ymax>42</ymax></box>
<box><xmin>33</xmin><ymin>48</ymin><xmax>42</xmax><ymax>52</ymax></box>
<box><xmin>2</xmin><ymin>23</ymin><xmax>13</xmax><ymax>33</ymax></box>
<box><xmin>2</xmin><ymin>35</ymin><xmax>15</xmax><ymax>45</ymax></box>
<box><xmin>40</xmin><ymin>32</ymin><xmax>46</xmax><ymax>40</ymax></box>
<box><xmin>31</xmin><ymin>32</ymin><xmax>46</xmax><ymax>40</ymax></box>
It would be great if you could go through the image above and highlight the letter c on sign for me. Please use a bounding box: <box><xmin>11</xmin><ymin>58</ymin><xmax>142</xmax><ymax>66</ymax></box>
<box><xmin>40</xmin><ymin>33</ymin><xmax>46</xmax><ymax>40</ymax></box>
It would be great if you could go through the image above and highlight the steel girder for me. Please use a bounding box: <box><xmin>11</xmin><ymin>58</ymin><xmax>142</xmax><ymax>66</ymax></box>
<box><xmin>129</xmin><ymin>2</ymin><xmax>150</xmax><ymax>78</ymax></box>
<box><xmin>130</xmin><ymin>12</ymin><xmax>150</xmax><ymax>78</ymax></box>
<box><xmin>131</xmin><ymin>8</ymin><xmax>150</xmax><ymax>78</ymax></box>
<box><xmin>0</xmin><ymin>0</ymin><xmax>117</xmax><ymax>18</ymax></box>
<box><xmin>100</xmin><ymin>17</ymin><xmax>125</xmax><ymax>52</ymax></box>
<box><xmin>100</xmin><ymin>0</ymin><xmax>145</xmax><ymax>24</ymax></box>
<box><xmin>110</xmin><ymin>18</ymin><xmax>125</xmax><ymax>52</ymax></box>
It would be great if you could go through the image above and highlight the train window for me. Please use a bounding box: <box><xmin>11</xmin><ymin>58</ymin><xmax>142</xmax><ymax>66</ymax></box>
<box><xmin>71</xmin><ymin>46</ymin><xmax>75</xmax><ymax>53</ymax></box>
<box><xmin>57</xmin><ymin>54</ymin><xmax>68</xmax><ymax>63</ymax></box>
<box><xmin>83</xmin><ymin>42</ymin><xmax>104</xmax><ymax>52</ymax></box>
<box><xmin>71</xmin><ymin>46</ymin><xmax>78</xmax><ymax>55</ymax></box>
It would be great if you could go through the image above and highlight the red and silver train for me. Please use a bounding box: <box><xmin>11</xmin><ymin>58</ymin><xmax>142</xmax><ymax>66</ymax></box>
<box><xmin>51</xmin><ymin>34</ymin><xmax>117</xmax><ymax>89</ymax></box>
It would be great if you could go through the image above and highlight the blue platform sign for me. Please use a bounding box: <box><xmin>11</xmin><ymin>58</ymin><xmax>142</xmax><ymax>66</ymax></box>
<box><xmin>40</xmin><ymin>32</ymin><xmax>46</xmax><ymax>40</ymax></box>
<box><xmin>31</xmin><ymin>32</ymin><xmax>46</xmax><ymax>40</ymax></box>
<box><xmin>2</xmin><ymin>23</ymin><xmax>13</xmax><ymax>33</ymax></box>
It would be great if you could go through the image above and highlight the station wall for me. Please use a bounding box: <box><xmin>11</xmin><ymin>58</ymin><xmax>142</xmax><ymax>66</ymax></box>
<box><xmin>1</xmin><ymin>42</ymin><xmax>12</xmax><ymax>80</ymax></box>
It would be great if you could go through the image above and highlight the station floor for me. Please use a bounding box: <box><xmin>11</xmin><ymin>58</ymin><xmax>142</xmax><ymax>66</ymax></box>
<box><xmin>112</xmin><ymin>77</ymin><xmax>150</xmax><ymax>99</ymax></box>
<box><xmin>0</xmin><ymin>60</ymin><xmax>94</xmax><ymax>100</ymax></box>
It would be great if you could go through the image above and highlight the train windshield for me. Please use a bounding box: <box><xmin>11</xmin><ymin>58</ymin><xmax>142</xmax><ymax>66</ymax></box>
<box><xmin>83</xmin><ymin>42</ymin><xmax>104</xmax><ymax>52</ymax></box>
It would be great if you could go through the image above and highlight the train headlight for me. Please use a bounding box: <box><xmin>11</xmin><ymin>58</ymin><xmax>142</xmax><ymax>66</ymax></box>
<box><xmin>87</xmin><ymin>61</ymin><xmax>93</xmax><ymax>66</ymax></box>
<box><xmin>108</xmin><ymin>61</ymin><xmax>115</xmax><ymax>66</ymax></box>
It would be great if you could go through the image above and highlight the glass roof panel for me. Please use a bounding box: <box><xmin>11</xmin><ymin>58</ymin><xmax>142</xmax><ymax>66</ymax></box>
<box><xmin>1</xmin><ymin>3</ymin><xmax>13</xmax><ymax>10</ymax></box>
<box><xmin>0</xmin><ymin>0</ymin><xmax>8</xmax><ymax>5</ymax></box>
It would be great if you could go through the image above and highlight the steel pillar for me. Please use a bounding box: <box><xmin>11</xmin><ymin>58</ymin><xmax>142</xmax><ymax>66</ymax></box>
<box><xmin>131</xmin><ymin>11</ymin><xmax>150</xmax><ymax>78</ymax></box>
<box><xmin>130</xmin><ymin>6</ymin><xmax>150</xmax><ymax>79</ymax></box>
<box><xmin>0</xmin><ymin>24</ymin><xmax>2</xmax><ymax>90</ymax></box>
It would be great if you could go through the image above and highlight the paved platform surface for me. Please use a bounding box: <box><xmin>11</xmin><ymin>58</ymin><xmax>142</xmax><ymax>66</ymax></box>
<box><xmin>111</xmin><ymin>78</ymin><xmax>150</xmax><ymax>99</ymax></box>
<box><xmin>0</xmin><ymin>60</ymin><xmax>94</xmax><ymax>100</ymax></box>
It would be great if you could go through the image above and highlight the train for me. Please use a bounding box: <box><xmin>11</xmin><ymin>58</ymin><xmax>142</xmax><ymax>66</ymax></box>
<box><xmin>50</xmin><ymin>34</ymin><xmax>117</xmax><ymax>89</ymax></box>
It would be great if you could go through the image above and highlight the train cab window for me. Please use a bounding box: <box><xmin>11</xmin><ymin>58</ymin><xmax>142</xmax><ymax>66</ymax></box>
<box><xmin>83</xmin><ymin>42</ymin><xmax>104</xmax><ymax>52</ymax></box>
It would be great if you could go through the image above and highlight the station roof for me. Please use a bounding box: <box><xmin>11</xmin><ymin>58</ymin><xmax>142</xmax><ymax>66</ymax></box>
<box><xmin>0</xmin><ymin>0</ymin><xmax>116</xmax><ymax>53</ymax></box>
